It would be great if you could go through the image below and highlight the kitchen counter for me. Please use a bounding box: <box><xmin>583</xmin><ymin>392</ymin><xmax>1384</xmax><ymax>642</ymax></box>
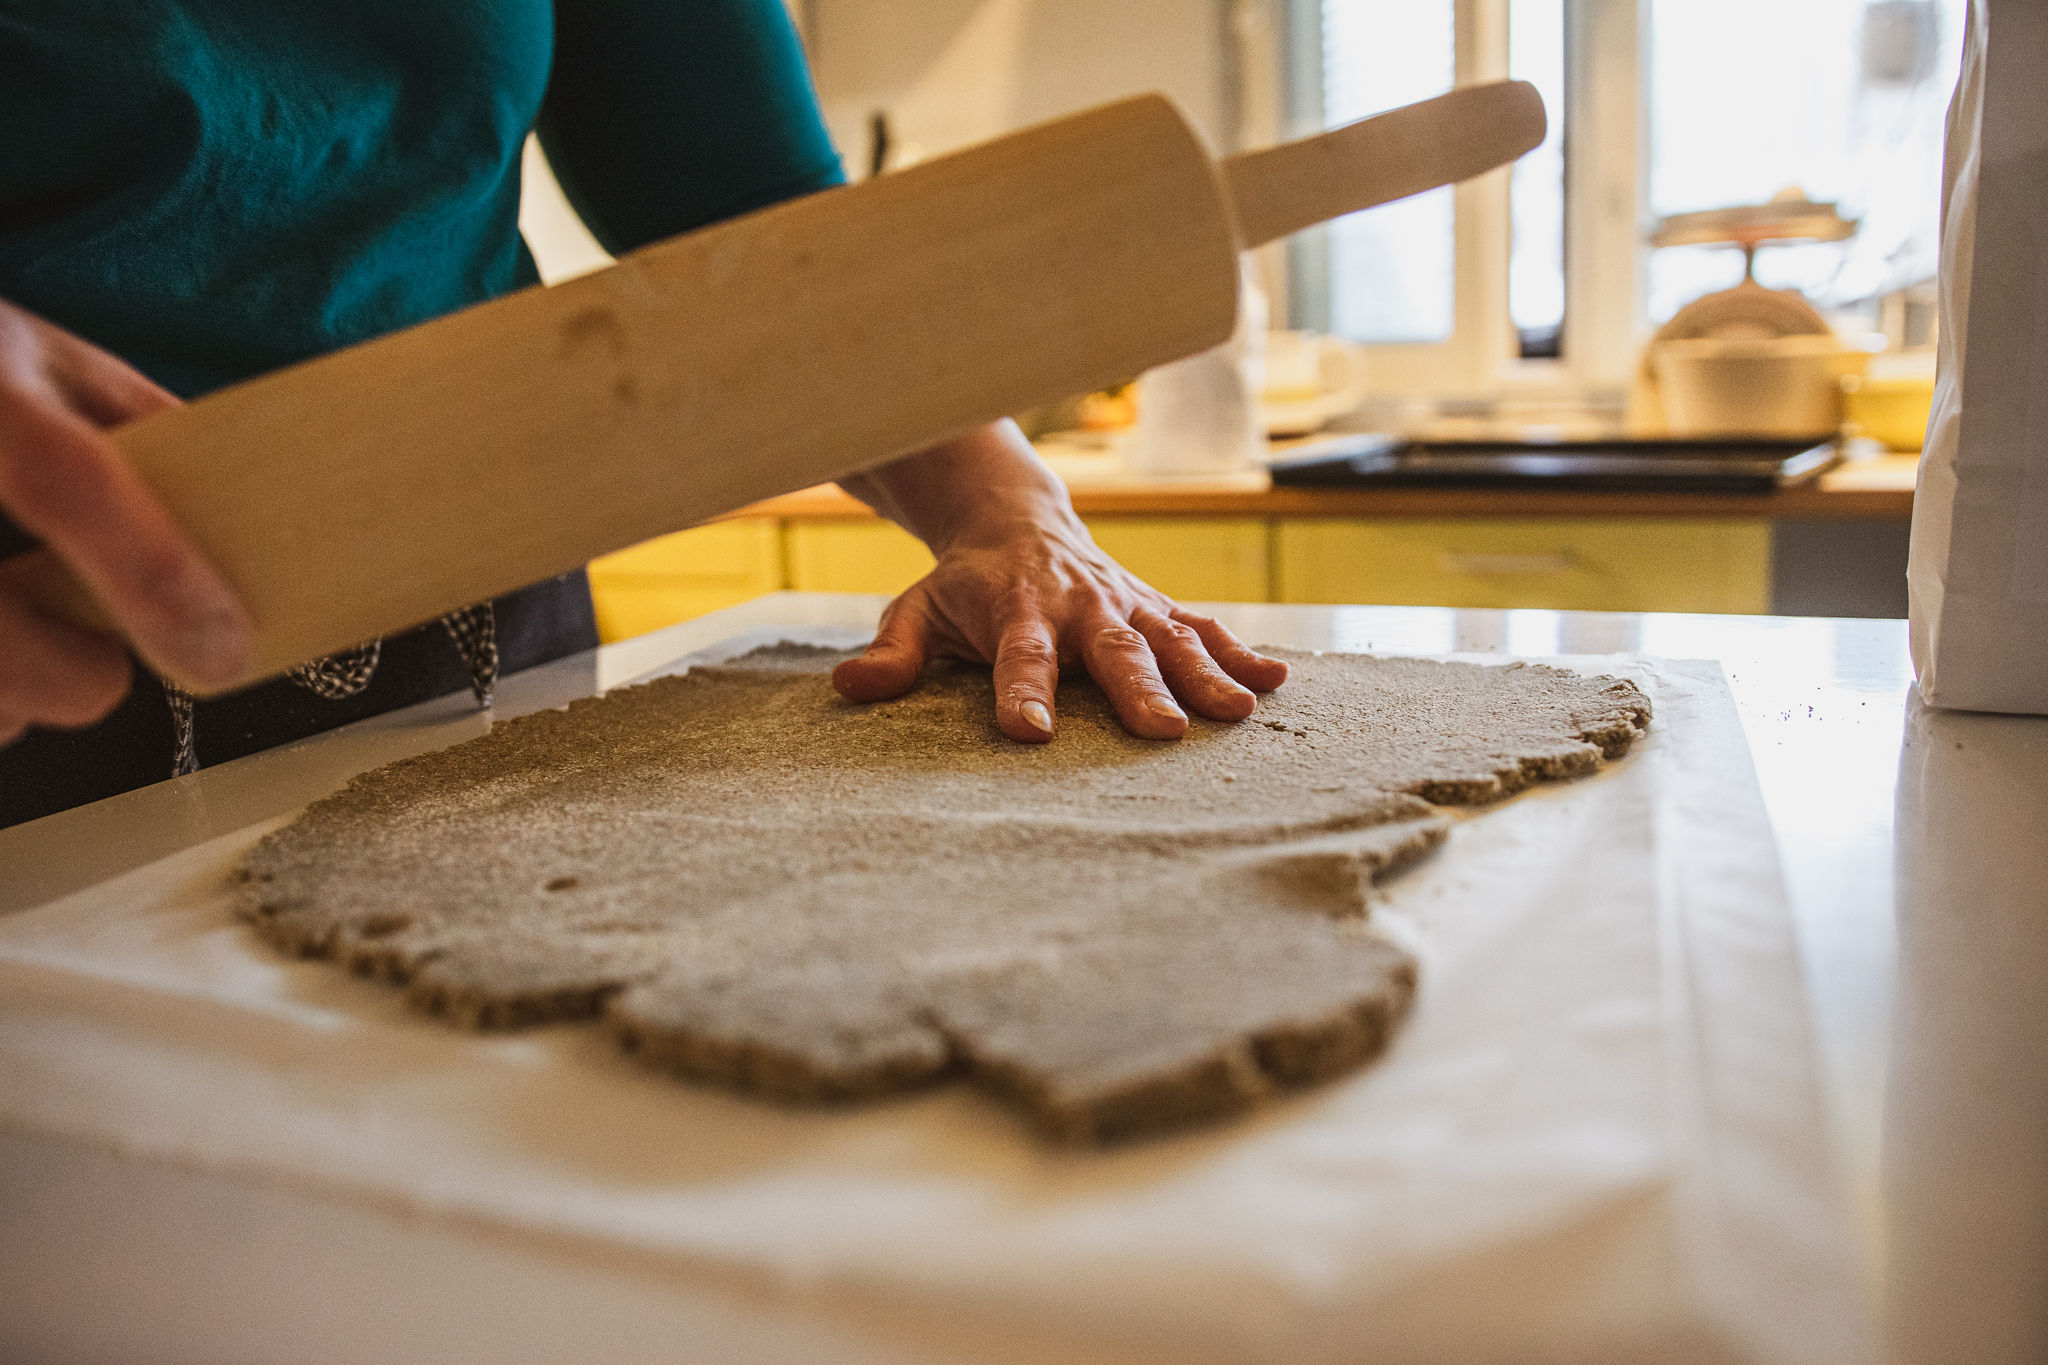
<box><xmin>731</xmin><ymin>442</ymin><xmax>1921</xmax><ymax>523</ymax></box>
<box><xmin>2</xmin><ymin>593</ymin><xmax>2037</xmax><ymax>1363</ymax></box>
<box><xmin>587</xmin><ymin>445</ymin><xmax>1921</xmax><ymax>641</ymax></box>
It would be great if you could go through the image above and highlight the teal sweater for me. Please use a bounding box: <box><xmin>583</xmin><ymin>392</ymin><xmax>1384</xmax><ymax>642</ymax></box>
<box><xmin>0</xmin><ymin>0</ymin><xmax>846</xmax><ymax>398</ymax></box>
<box><xmin>0</xmin><ymin>0</ymin><xmax>847</xmax><ymax>826</ymax></box>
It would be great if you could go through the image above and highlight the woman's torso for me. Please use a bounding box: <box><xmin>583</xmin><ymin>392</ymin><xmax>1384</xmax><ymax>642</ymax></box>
<box><xmin>0</xmin><ymin>0</ymin><xmax>595</xmax><ymax>825</ymax></box>
<box><xmin>0</xmin><ymin>0</ymin><xmax>554</xmax><ymax>394</ymax></box>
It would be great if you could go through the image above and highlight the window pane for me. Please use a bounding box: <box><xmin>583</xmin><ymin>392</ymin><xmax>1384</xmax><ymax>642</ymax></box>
<box><xmin>1648</xmin><ymin>0</ymin><xmax>1965</xmax><ymax>324</ymax></box>
<box><xmin>1320</xmin><ymin>0</ymin><xmax>1456</xmax><ymax>344</ymax></box>
<box><xmin>1509</xmin><ymin>0</ymin><xmax>1566</xmax><ymax>355</ymax></box>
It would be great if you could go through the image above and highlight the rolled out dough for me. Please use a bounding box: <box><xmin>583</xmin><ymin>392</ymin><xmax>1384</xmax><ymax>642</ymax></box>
<box><xmin>238</xmin><ymin>646</ymin><xmax>1650</xmax><ymax>1143</ymax></box>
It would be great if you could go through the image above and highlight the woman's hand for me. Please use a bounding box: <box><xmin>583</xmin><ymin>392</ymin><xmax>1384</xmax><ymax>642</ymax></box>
<box><xmin>0</xmin><ymin>298</ymin><xmax>252</xmax><ymax>745</ymax></box>
<box><xmin>831</xmin><ymin>421</ymin><xmax>1287</xmax><ymax>742</ymax></box>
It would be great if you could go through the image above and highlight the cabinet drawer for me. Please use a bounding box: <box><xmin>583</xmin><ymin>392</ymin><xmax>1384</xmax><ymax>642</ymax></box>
<box><xmin>1274</xmin><ymin>518</ymin><xmax>1772</xmax><ymax>614</ymax></box>
<box><xmin>586</xmin><ymin>519</ymin><xmax>784</xmax><ymax>643</ymax></box>
<box><xmin>785</xmin><ymin>520</ymin><xmax>935</xmax><ymax>595</ymax></box>
<box><xmin>1083</xmin><ymin>516</ymin><xmax>1270</xmax><ymax>603</ymax></box>
<box><xmin>786</xmin><ymin>517</ymin><xmax>1272</xmax><ymax>604</ymax></box>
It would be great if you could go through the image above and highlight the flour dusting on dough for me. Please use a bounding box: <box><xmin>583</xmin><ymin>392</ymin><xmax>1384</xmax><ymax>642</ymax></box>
<box><xmin>238</xmin><ymin>647</ymin><xmax>1650</xmax><ymax>1143</ymax></box>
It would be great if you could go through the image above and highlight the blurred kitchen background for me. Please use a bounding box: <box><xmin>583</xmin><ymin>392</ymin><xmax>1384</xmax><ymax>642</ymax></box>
<box><xmin>522</xmin><ymin>0</ymin><xmax>1960</xmax><ymax>640</ymax></box>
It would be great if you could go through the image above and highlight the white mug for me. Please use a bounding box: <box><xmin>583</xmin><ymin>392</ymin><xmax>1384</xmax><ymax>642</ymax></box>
<box><xmin>1127</xmin><ymin>259</ymin><xmax>1269</xmax><ymax>477</ymax></box>
<box><xmin>1261</xmin><ymin>330</ymin><xmax>1368</xmax><ymax>436</ymax></box>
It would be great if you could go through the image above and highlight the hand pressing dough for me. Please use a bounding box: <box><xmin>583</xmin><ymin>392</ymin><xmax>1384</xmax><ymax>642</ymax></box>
<box><xmin>238</xmin><ymin>646</ymin><xmax>1650</xmax><ymax>1143</ymax></box>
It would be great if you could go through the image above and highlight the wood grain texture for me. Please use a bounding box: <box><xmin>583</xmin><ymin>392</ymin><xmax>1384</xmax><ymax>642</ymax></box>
<box><xmin>17</xmin><ymin>84</ymin><xmax>1550</xmax><ymax>692</ymax></box>
<box><xmin>26</xmin><ymin>96</ymin><xmax>1238</xmax><ymax>692</ymax></box>
<box><xmin>1222</xmin><ymin>81</ymin><xmax>1546</xmax><ymax>249</ymax></box>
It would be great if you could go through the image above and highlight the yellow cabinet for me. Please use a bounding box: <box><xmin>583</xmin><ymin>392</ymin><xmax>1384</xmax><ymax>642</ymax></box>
<box><xmin>1274</xmin><ymin>518</ymin><xmax>1772</xmax><ymax>614</ymax></box>
<box><xmin>586</xmin><ymin>519</ymin><xmax>784</xmax><ymax>643</ymax></box>
<box><xmin>782</xmin><ymin>516</ymin><xmax>1272</xmax><ymax>604</ymax></box>
<box><xmin>586</xmin><ymin>510</ymin><xmax>1777</xmax><ymax>641</ymax></box>
<box><xmin>1083</xmin><ymin>516</ymin><xmax>1270</xmax><ymax>603</ymax></box>
<box><xmin>785</xmin><ymin>520</ymin><xmax>936</xmax><ymax>596</ymax></box>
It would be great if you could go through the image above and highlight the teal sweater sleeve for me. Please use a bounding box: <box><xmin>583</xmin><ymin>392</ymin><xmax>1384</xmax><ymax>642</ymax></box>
<box><xmin>536</xmin><ymin>0</ymin><xmax>847</xmax><ymax>257</ymax></box>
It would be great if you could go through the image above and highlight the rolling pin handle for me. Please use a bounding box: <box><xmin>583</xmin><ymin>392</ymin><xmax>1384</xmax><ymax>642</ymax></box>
<box><xmin>1221</xmin><ymin>81</ymin><xmax>1546</xmax><ymax>249</ymax></box>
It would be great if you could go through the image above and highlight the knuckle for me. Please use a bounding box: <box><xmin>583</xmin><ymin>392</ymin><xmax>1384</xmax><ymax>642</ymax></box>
<box><xmin>874</xmin><ymin>617</ymin><xmax>929</xmax><ymax>654</ymax></box>
<box><xmin>878</xmin><ymin>587</ymin><xmax>927</xmax><ymax>627</ymax></box>
<box><xmin>999</xmin><ymin>632</ymin><xmax>1057</xmax><ymax>667</ymax></box>
<box><xmin>1095</xmin><ymin>621</ymin><xmax>1148</xmax><ymax>652</ymax></box>
<box><xmin>994</xmin><ymin>580</ymin><xmax>1039</xmax><ymax>616</ymax></box>
<box><xmin>999</xmin><ymin>680</ymin><xmax>1050</xmax><ymax>707</ymax></box>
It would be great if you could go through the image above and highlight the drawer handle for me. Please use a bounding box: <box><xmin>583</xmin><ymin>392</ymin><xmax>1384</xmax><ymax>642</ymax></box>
<box><xmin>1437</xmin><ymin>551</ymin><xmax>1576</xmax><ymax>575</ymax></box>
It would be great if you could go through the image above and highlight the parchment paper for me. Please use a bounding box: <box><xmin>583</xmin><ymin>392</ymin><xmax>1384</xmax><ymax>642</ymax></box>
<box><xmin>0</xmin><ymin>648</ymin><xmax>1866</xmax><ymax>1365</ymax></box>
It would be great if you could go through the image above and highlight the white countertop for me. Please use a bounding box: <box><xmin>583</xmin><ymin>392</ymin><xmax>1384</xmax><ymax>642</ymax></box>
<box><xmin>1</xmin><ymin>594</ymin><xmax>2040</xmax><ymax>1364</ymax></box>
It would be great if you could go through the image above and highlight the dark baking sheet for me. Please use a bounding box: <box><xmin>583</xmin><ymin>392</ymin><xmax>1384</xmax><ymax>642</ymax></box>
<box><xmin>1268</xmin><ymin>435</ymin><xmax>1841</xmax><ymax>494</ymax></box>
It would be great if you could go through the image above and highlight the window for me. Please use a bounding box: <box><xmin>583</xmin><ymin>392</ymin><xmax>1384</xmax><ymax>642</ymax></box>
<box><xmin>1319</xmin><ymin>0</ymin><xmax>1457</xmax><ymax>344</ymax></box>
<box><xmin>1291</xmin><ymin>0</ymin><xmax>1591</xmax><ymax>396</ymax></box>
<box><xmin>1285</xmin><ymin>0</ymin><xmax>1963</xmax><ymax>402</ymax></box>
<box><xmin>1646</xmin><ymin>0</ymin><xmax>1963</xmax><ymax>324</ymax></box>
<box><xmin>1508</xmin><ymin>0</ymin><xmax>1565</xmax><ymax>355</ymax></box>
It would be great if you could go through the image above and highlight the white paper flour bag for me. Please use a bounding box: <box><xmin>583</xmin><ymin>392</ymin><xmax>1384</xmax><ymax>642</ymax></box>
<box><xmin>1908</xmin><ymin>0</ymin><xmax>2048</xmax><ymax>714</ymax></box>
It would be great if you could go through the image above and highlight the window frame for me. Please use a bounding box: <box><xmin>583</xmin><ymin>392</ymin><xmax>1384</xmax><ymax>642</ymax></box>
<box><xmin>1257</xmin><ymin>0</ymin><xmax>1647</xmax><ymax>407</ymax></box>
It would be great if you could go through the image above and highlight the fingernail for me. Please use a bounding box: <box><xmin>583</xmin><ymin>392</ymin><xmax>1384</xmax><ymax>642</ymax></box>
<box><xmin>1020</xmin><ymin>700</ymin><xmax>1053</xmax><ymax>734</ymax></box>
<box><xmin>1144</xmin><ymin>695</ymin><xmax>1185</xmax><ymax>722</ymax></box>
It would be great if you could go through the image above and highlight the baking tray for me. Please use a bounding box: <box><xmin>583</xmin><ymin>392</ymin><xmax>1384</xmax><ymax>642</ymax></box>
<box><xmin>1268</xmin><ymin>435</ymin><xmax>1842</xmax><ymax>494</ymax></box>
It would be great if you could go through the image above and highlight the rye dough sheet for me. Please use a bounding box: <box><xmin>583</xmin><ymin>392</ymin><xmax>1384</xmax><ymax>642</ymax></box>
<box><xmin>238</xmin><ymin>647</ymin><xmax>1650</xmax><ymax>1142</ymax></box>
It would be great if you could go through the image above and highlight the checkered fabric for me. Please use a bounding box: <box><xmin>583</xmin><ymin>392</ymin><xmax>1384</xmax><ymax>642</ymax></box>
<box><xmin>440</xmin><ymin>602</ymin><xmax>498</xmax><ymax>708</ymax></box>
<box><xmin>164</xmin><ymin>680</ymin><xmax>197</xmax><ymax>778</ymax></box>
<box><xmin>155</xmin><ymin>602</ymin><xmax>498</xmax><ymax>781</ymax></box>
<box><xmin>287</xmin><ymin>638</ymin><xmax>382</xmax><ymax>700</ymax></box>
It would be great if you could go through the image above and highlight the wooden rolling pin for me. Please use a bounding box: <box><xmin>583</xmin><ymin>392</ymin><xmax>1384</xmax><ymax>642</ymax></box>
<box><xmin>4</xmin><ymin>81</ymin><xmax>1543</xmax><ymax>692</ymax></box>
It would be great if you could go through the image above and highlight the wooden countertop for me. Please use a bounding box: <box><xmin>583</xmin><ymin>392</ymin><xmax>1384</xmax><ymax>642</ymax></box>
<box><xmin>730</xmin><ymin>440</ymin><xmax>1920</xmax><ymax>523</ymax></box>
